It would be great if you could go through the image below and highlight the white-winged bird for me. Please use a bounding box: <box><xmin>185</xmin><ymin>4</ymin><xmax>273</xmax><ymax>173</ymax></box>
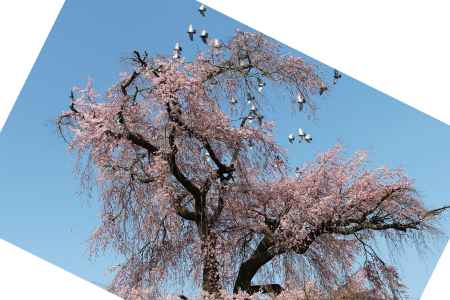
<box><xmin>288</xmin><ymin>134</ymin><xmax>295</xmax><ymax>144</ymax></box>
<box><xmin>212</xmin><ymin>38</ymin><xmax>222</xmax><ymax>49</ymax></box>
<box><xmin>173</xmin><ymin>50</ymin><xmax>181</xmax><ymax>59</ymax></box>
<box><xmin>187</xmin><ymin>24</ymin><xmax>196</xmax><ymax>41</ymax></box>
<box><xmin>174</xmin><ymin>42</ymin><xmax>182</xmax><ymax>52</ymax></box>
<box><xmin>298</xmin><ymin>128</ymin><xmax>306</xmax><ymax>142</ymax></box>
<box><xmin>257</xmin><ymin>78</ymin><xmax>265</xmax><ymax>87</ymax></box>
<box><xmin>230</xmin><ymin>96</ymin><xmax>237</xmax><ymax>105</ymax></box>
<box><xmin>200</xmin><ymin>29</ymin><xmax>208</xmax><ymax>44</ymax></box>
<box><xmin>247</xmin><ymin>92</ymin><xmax>255</xmax><ymax>104</ymax></box>
<box><xmin>205</xmin><ymin>151</ymin><xmax>212</xmax><ymax>163</ymax></box>
<box><xmin>247</xmin><ymin>113</ymin><xmax>255</xmax><ymax>124</ymax></box>
<box><xmin>258</xmin><ymin>86</ymin><xmax>264</xmax><ymax>94</ymax></box>
<box><xmin>297</xmin><ymin>94</ymin><xmax>306</xmax><ymax>111</ymax></box>
<box><xmin>257</xmin><ymin>78</ymin><xmax>265</xmax><ymax>94</ymax></box>
<box><xmin>198</xmin><ymin>4</ymin><xmax>207</xmax><ymax>16</ymax></box>
<box><xmin>295</xmin><ymin>166</ymin><xmax>302</xmax><ymax>178</ymax></box>
<box><xmin>304</xmin><ymin>133</ymin><xmax>312</xmax><ymax>143</ymax></box>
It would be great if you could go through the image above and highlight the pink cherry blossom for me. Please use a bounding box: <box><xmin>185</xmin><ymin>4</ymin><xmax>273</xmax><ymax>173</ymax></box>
<box><xmin>57</xmin><ymin>31</ymin><xmax>448</xmax><ymax>299</ymax></box>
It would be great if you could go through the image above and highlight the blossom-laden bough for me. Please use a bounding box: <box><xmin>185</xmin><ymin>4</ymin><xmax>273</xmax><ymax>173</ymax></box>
<box><xmin>57</xmin><ymin>31</ymin><xmax>448</xmax><ymax>299</ymax></box>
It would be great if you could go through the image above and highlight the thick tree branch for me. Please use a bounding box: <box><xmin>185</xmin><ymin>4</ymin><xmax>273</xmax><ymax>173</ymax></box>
<box><xmin>172</xmin><ymin>193</ymin><xmax>198</xmax><ymax>222</ymax></box>
<box><xmin>233</xmin><ymin>203</ymin><xmax>450</xmax><ymax>296</ymax></box>
<box><xmin>166</xmin><ymin>99</ymin><xmax>235</xmax><ymax>182</ymax></box>
<box><xmin>167</xmin><ymin>127</ymin><xmax>202</xmax><ymax>201</ymax></box>
<box><xmin>233</xmin><ymin>234</ymin><xmax>279</xmax><ymax>294</ymax></box>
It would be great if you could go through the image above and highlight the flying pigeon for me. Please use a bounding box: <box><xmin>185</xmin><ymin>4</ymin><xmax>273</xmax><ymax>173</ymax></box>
<box><xmin>257</xmin><ymin>79</ymin><xmax>265</xmax><ymax>93</ymax></box>
<box><xmin>319</xmin><ymin>83</ymin><xmax>328</xmax><ymax>95</ymax></box>
<box><xmin>198</xmin><ymin>4</ymin><xmax>207</xmax><ymax>16</ymax></box>
<box><xmin>205</xmin><ymin>152</ymin><xmax>212</xmax><ymax>163</ymax></box>
<box><xmin>304</xmin><ymin>133</ymin><xmax>312</xmax><ymax>143</ymax></box>
<box><xmin>295</xmin><ymin>166</ymin><xmax>302</xmax><ymax>178</ymax></box>
<box><xmin>333</xmin><ymin>69</ymin><xmax>342</xmax><ymax>84</ymax></box>
<box><xmin>212</xmin><ymin>38</ymin><xmax>222</xmax><ymax>49</ymax></box>
<box><xmin>200</xmin><ymin>30</ymin><xmax>208</xmax><ymax>44</ymax></box>
<box><xmin>187</xmin><ymin>24</ymin><xmax>196</xmax><ymax>41</ymax></box>
<box><xmin>230</xmin><ymin>96</ymin><xmax>238</xmax><ymax>105</ymax></box>
<box><xmin>288</xmin><ymin>134</ymin><xmax>295</xmax><ymax>144</ymax></box>
<box><xmin>258</xmin><ymin>87</ymin><xmax>265</xmax><ymax>94</ymax></box>
<box><xmin>257</xmin><ymin>78</ymin><xmax>266</xmax><ymax>87</ymax></box>
<box><xmin>174</xmin><ymin>42</ymin><xmax>182</xmax><ymax>52</ymax></box>
<box><xmin>297</xmin><ymin>94</ymin><xmax>306</xmax><ymax>111</ymax></box>
<box><xmin>298</xmin><ymin>128</ymin><xmax>306</xmax><ymax>138</ymax></box>
<box><xmin>173</xmin><ymin>51</ymin><xmax>181</xmax><ymax>59</ymax></box>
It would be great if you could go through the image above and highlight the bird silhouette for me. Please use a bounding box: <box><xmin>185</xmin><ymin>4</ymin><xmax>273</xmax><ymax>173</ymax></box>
<box><xmin>333</xmin><ymin>69</ymin><xmax>342</xmax><ymax>84</ymax></box>
<box><xmin>304</xmin><ymin>133</ymin><xmax>312</xmax><ymax>143</ymax></box>
<box><xmin>297</xmin><ymin>94</ymin><xmax>306</xmax><ymax>111</ymax></box>
<box><xmin>200</xmin><ymin>30</ymin><xmax>208</xmax><ymax>44</ymax></box>
<box><xmin>174</xmin><ymin>42</ymin><xmax>182</xmax><ymax>52</ymax></box>
<box><xmin>212</xmin><ymin>38</ymin><xmax>221</xmax><ymax>48</ymax></box>
<box><xmin>187</xmin><ymin>24</ymin><xmax>196</xmax><ymax>41</ymax></box>
<box><xmin>198</xmin><ymin>4</ymin><xmax>207</xmax><ymax>16</ymax></box>
<box><xmin>319</xmin><ymin>83</ymin><xmax>328</xmax><ymax>95</ymax></box>
<box><xmin>288</xmin><ymin>134</ymin><xmax>295</xmax><ymax>144</ymax></box>
<box><xmin>298</xmin><ymin>128</ymin><xmax>306</xmax><ymax>138</ymax></box>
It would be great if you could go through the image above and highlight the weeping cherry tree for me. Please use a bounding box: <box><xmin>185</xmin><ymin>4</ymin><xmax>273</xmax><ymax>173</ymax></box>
<box><xmin>57</xmin><ymin>28</ymin><xmax>449</xmax><ymax>299</ymax></box>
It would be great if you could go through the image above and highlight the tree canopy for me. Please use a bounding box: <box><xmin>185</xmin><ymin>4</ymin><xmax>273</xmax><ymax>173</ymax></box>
<box><xmin>57</xmin><ymin>29</ymin><xmax>448</xmax><ymax>300</ymax></box>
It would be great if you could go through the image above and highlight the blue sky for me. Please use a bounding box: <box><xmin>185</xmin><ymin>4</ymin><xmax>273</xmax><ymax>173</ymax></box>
<box><xmin>0</xmin><ymin>0</ymin><xmax>449</xmax><ymax>298</ymax></box>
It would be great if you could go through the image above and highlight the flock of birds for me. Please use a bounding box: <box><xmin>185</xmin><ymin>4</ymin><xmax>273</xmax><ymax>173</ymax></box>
<box><xmin>172</xmin><ymin>4</ymin><xmax>344</xmax><ymax>150</ymax></box>
<box><xmin>172</xmin><ymin>4</ymin><xmax>222</xmax><ymax>60</ymax></box>
<box><xmin>287</xmin><ymin>69</ymin><xmax>341</xmax><ymax>145</ymax></box>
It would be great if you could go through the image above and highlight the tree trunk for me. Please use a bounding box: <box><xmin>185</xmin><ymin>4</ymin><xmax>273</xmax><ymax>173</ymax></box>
<box><xmin>202</xmin><ymin>231</ymin><xmax>221</xmax><ymax>296</ymax></box>
<box><xmin>234</xmin><ymin>228</ymin><xmax>321</xmax><ymax>295</ymax></box>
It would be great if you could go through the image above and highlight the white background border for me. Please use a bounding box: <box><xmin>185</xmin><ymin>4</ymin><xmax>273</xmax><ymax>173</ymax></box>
<box><xmin>0</xmin><ymin>0</ymin><xmax>448</xmax><ymax>299</ymax></box>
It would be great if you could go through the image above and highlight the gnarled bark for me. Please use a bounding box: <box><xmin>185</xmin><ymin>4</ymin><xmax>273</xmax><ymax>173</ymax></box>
<box><xmin>202</xmin><ymin>231</ymin><xmax>221</xmax><ymax>295</ymax></box>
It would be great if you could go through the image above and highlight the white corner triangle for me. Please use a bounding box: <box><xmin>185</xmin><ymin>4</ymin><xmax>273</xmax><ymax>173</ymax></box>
<box><xmin>421</xmin><ymin>240</ymin><xmax>450</xmax><ymax>299</ymax></box>
<box><xmin>0</xmin><ymin>1</ymin><xmax>66</xmax><ymax>133</ymax></box>
<box><xmin>0</xmin><ymin>239</ymin><xmax>122</xmax><ymax>299</ymax></box>
<box><xmin>199</xmin><ymin>0</ymin><xmax>450</xmax><ymax>126</ymax></box>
